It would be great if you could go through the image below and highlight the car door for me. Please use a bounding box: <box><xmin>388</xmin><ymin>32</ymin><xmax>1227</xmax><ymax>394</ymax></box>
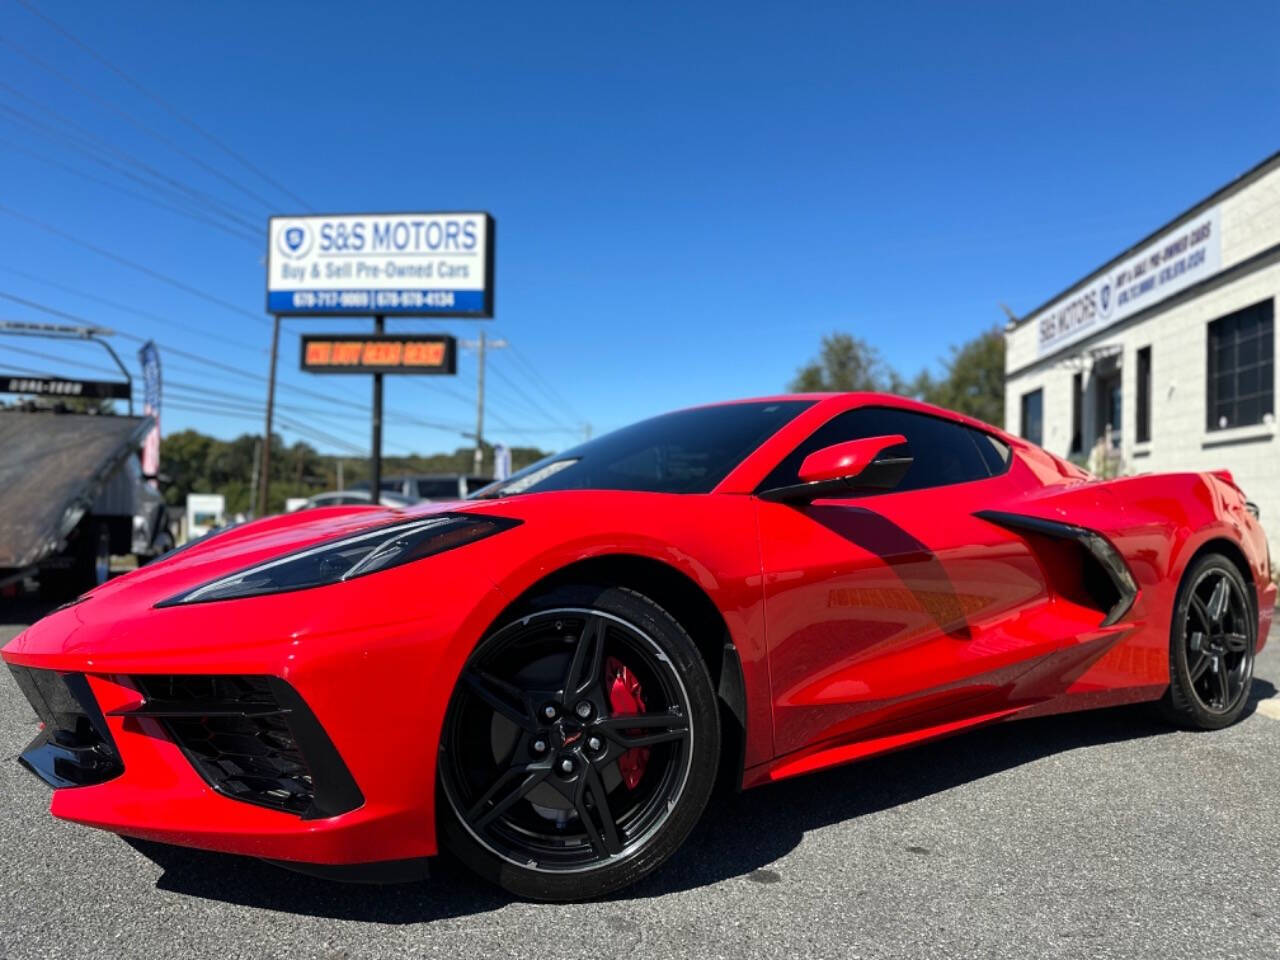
<box><xmin>756</xmin><ymin>404</ymin><xmax>1050</xmax><ymax>758</ymax></box>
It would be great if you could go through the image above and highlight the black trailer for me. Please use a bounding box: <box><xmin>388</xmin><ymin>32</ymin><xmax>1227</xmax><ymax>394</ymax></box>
<box><xmin>0</xmin><ymin>411</ymin><xmax>172</xmax><ymax>597</ymax></box>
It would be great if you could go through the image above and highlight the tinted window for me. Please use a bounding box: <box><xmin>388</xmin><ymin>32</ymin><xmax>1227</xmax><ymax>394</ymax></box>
<box><xmin>1136</xmin><ymin>346</ymin><xmax>1152</xmax><ymax>443</ymax></box>
<box><xmin>1020</xmin><ymin>389</ymin><xmax>1043</xmax><ymax>445</ymax></box>
<box><xmin>1207</xmin><ymin>299</ymin><xmax>1273</xmax><ymax>431</ymax></box>
<box><xmin>758</xmin><ymin>406</ymin><xmax>1002</xmax><ymax>495</ymax></box>
<box><xmin>474</xmin><ymin>401</ymin><xmax>813</xmax><ymax>498</ymax></box>
<box><xmin>417</xmin><ymin>479</ymin><xmax>462</xmax><ymax>498</ymax></box>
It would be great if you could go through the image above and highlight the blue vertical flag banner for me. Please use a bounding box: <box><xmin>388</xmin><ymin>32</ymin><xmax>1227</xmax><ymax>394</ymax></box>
<box><xmin>138</xmin><ymin>340</ymin><xmax>162</xmax><ymax>486</ymax></box>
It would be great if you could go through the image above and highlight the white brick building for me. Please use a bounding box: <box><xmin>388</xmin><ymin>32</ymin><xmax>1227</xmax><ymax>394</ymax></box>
<box><xmin>1004</xmin><ymin>152</ymin><xmax>1279</xmax><ymax>553</ymax></box>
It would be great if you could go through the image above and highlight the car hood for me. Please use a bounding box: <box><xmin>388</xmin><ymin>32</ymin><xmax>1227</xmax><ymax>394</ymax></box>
<box><xmin>80</xmin><ymin>498</ymin><xmax>485</xmax><ymax>607</ymax></box>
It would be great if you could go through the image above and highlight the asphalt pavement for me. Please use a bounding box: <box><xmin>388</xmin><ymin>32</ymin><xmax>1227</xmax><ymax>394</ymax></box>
<box><xmin>2</xmin><ymin>596</ymin><xmax>1278</xmax><ymax>960</ymax></box>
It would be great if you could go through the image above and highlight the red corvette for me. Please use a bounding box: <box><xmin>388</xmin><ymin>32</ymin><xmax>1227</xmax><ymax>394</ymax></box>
<box><xmin>4</xmin><ymin>393</ymin><xmax>1274</xmax><ymax>900</ymax></box>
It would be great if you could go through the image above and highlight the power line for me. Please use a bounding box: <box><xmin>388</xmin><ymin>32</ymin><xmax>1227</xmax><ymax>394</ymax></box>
<box><xmin>0</xmin><ymin>204</ymin><xmax>270</xmax><ymax>325</ymax></box>
<box><xmin>504</xmin><ymin>340</ymin><xmax>585</xmax><ymax>425</ymax></box>
<box><xmin>0</xmin><ymin>88</ymin><xmax>264</xmax><ymax>233</ymax></box>
<box><xmin>0</xmin><ymin>266</ymin><xmax>266</xmax><ymax>352</ymax></box>
<box><xmin>0</xmin><ymin>131</ymin><xmax>262</xmax><ymax>244</ymax></box>
<box><xmin>11</xmin><ymin>0</ymin><xmax>313</xmax><ymax>212</ymax></box>
<box><xmin>485</xmin><ymin>356</ymin><xmax>576</xmax><ymax>432</ymax></box>
<box><xmin>0</xmin><ymin>32</ymin><xmax>282</xmax><ymax>213</ymax></box>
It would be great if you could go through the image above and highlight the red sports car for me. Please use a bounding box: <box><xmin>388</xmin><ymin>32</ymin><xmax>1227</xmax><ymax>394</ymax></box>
<box><xmin>4</xmin><ymin>393</ymin><xmax>1273</xmax><ymax>901</ymax></box>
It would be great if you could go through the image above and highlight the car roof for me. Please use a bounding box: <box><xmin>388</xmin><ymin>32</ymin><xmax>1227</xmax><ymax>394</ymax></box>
<box><xmin>712</xmin><ymin>391</ymin><xmax>1022</xmax><ymax>495</ymax></box>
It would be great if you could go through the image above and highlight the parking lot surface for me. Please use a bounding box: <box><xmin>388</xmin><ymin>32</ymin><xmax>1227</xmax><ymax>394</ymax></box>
<box><xmin>2</xmin><ymin>598</ymin><xmax>1277</xmax><ymax>960</ymax></box>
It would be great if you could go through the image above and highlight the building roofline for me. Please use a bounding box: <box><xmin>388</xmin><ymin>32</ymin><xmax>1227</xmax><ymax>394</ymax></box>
<box><xmin>1009</xmin><ymin>148</ymin><xmax>1280</xmax><ymax>329</ymax></box>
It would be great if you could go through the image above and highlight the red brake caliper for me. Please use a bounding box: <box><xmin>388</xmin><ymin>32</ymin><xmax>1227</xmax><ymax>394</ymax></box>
<box><xmin>604</xmin><ymin>656</ymin><xmax>649</xmax><ymax>789</ymax></box>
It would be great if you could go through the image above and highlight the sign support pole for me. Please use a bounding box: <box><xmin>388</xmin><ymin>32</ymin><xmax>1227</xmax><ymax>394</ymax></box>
<box><xmin>259</xmin><ymin>313</ymin><xmax>281</xmax><ymax>518</ymax></box>
<box><xmin>371</xmin><ymin>314</ymin><xmax>385</xmax><ymax>500</ymax></box>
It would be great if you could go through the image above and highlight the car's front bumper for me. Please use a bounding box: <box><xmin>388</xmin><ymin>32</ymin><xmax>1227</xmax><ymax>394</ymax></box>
<box><xmin>1</xmin><ymin>553</ymin><xmax>514</xmax><ymax>869</ymax></box>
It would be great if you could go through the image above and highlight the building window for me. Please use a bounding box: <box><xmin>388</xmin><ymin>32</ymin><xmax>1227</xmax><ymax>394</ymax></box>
<box><xmin>1136</xmin><ymin>346</ymin><xmax>1152</xmax><ymax>443</ymax></box>
<box><xmin>1020</xmin><ymin>388</ymin><xmax>1043</xmax><ymax>446</ymax></box>
<box><xmin>1070</xmin><ymin>372</ymin><xmax>1083</xmax><ymax>454</ymax></box>
<box><xmin>1207</xmin><ymin>299</ymin><xmax>1274</xmax><ymax>431</ymax></box>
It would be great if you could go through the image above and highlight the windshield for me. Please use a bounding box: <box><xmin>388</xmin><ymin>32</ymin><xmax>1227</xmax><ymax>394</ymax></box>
<box><xmin>472</xmin><ymin>400</ymin><xmax>812</xmax><ymax>498</ymax></box>
<box><xmin>416</xmin><ymin>479</ymin><xmax>461</xmax><ymax>499</ymax></box>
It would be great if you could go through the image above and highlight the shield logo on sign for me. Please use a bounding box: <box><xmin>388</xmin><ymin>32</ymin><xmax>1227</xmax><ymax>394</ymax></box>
<box><xmin>277</xmin><ymin>223</ymin><xmax>312</xmax><ymax>259</ymax></box>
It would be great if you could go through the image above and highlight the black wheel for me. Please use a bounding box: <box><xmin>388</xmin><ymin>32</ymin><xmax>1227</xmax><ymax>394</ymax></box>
<box><xmin>40</xmin><ymin>520</ymin><xmax>110</xmax><ymax>600</ymax></box>
<box><xmin>1161</xmin><ymin>553</ymin><xmax>1256</xmax><ymax>729</ymax></box>
<box><xmin>438</xmin><ymin>585</ymin><xmax>720</xmax><ymax>901</ymax></box>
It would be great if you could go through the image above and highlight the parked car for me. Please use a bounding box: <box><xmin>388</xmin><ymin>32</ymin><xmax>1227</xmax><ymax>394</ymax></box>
<box><xmin>354</xmin><ymin>474</ymin><xmax>492</xmax><ymax>502</ymax></box>
<box><xmin>5</xmin><ymin>392</ymin><xmax>1272</xmax><ymax>902</ymax></box>
<box><xmin>299</xmin><ymin>490</ymin><xmax>415</xmax><ymax>510</ymax></box>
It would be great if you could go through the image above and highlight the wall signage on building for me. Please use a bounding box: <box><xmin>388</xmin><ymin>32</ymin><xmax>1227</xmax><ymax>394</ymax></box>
<box><xmin>1033</xmin><ymin>204</ymin><xmax>1222</xmax><ymax>356</ymax></box>
<box><xmin>267</xmin><ymin>212</ymin><xmax>494</xmax><ymax>317</ymax></box>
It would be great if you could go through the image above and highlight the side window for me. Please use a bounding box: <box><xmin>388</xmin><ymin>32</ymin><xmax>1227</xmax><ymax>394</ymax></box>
<box><xmin>758</xmin><ymin>406</ymin><xmax>1004</xmax><ymax>495</ymax></box>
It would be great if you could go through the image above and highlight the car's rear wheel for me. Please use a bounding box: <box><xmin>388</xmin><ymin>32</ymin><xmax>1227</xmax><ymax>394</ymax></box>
<box><xmin>438</xmin><ymin>585</ymin><xmax>720</xmax><ymax>901</ymax></box>
<box><xmin>1161</xmin><ymin>553</ymin><xmax>1256</xmax><ymax>729</ymax></box>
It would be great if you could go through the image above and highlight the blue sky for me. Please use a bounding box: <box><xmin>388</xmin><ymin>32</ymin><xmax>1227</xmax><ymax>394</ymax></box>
<box><xmin>1</xmin><ymin>0</ymin><xmax>1277</xmax><ymax>457</ymax></box>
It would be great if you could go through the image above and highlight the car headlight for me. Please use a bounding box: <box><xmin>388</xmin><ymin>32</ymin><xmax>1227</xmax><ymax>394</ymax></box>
<box><xmin>159</xmin><ymin>513</ymin><xmax>518</xmax><ymax>606</ymax></box>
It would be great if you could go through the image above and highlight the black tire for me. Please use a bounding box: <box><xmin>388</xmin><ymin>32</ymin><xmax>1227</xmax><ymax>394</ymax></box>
<box><xmin>438</xmin><ymin>584</ymin><xmax>720</xmax><ymax>901</ymax></box>
<box><xmin>40</xmin><ymin>521</ymin><xmax>110</xmax><ymax>600</ymax></box>
<box><xmin>141</xmin><ymin>531</ymin><xmax>174</xmax><ymax>565</ymax></box>
<box><xmin>1160</xmin><ymin>552</ymin><xmax>1257</xmax><ymax>730</ymax></box>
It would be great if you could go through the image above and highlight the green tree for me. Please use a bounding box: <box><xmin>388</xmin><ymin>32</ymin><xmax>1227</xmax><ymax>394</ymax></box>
<box><xmin>160</xmin><ymin>428</ymin><xmax>554</xmax><ymax>516</ymax></box>
<box><xmin>789</xmin><ymin>333</ymin><xmax>894</xmax><ymax>392</ymax></box>
<box><xmin>788</xmin><ymin>327</ymin><xmax>1006</xmax><ymax>428</ymax></box>
<box><xmin>914</xmin><ymin>328</ymin><xmax>1005</xmax><ymax>427</ymax></box>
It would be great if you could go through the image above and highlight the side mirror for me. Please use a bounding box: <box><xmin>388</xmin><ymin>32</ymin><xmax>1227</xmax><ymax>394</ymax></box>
<box><xmin>759</xmin><ymin>434</ymin><xmax>912</xmax><ymax>503</ymax></box>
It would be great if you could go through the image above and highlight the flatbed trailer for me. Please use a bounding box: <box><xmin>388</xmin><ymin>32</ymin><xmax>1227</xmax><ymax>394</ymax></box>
<box><xmin>0</xmin><ymin>411</ymin><xmax>170</xmax><ymax>596</ymax></box>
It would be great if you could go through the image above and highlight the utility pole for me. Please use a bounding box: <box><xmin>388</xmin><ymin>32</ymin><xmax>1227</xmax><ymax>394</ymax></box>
<box><xmin>473</xmin><ymin>331</ymin><xmax>485</xmax><ymax>475</ymax></box>
<box><xmin>248</xmin><ymin>438</ymin><xmax>262</xmax><ymax>517</ymax></box>
<box><xmin>371</xmin><ymin>314</ymin><xmax>385</xmax><ymax>500</ymax></box>
<box><xmin>258</xmin><ymin>314</ymin><xmax>281</xmax><ymax>518</ymax></box>
<box><xmin>461</xmin><ymin>333</ymin><xmax>507</xmax><ymax>475</ymax></box>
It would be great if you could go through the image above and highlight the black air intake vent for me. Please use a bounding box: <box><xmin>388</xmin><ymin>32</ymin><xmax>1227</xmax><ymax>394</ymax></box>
<box><xmin>8</xmin><ymin>665</ymin><xmax>124</xmax><ymax>788</ymax></box>
<box><xmin>121</xmin><ymin>674</ymin><xmax>363</xmax><ymax>819</ymax></box>
<box><xmin>975</xmin><ymin>511</ymin><xmax>1138</xmax><ymax>626</ymax></box>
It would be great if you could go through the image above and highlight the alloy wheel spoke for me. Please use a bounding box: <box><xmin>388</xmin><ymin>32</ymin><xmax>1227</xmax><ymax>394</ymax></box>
<box><xmin>597</xmin><ymin>711</ymin><xmax>690</xmax><ymax>748</ymax></box>
<box><xmin>1206</xmin><ymin>576</ymin><xmax>1231</xmax><ymax>624</ymax></box>
<box><xmin>575</xmin><ymin>763</ymin><xmax>622</xmax><ymax>857</ymax></box>
<box><xmin>1188</xmin><ymin>597</ymin><xmax>1214</xmax><ymax>638</ymax></box>
<box><xmin>564</xmin><ymin>615</ymin><xmax>607</xmax><ymax>698</ymax></box>
<box><xmin>1189</xmin><ymin>652</ymin><xmax>1212</xmax><ymax>683</ymax></box>
<box><xmin>468</xmin><ymin>763</ymin><xmax>549</xmax><ymax>829</ymax></box>
<box><xmin>1214</xmin><ymin>659</ymin><xmax>1232</xmax><ymax>707</ymax></box>
<box><xmin>464</xmin><ymin>669</ymin><xmax>537</xmax><ymax>731</ymax></box>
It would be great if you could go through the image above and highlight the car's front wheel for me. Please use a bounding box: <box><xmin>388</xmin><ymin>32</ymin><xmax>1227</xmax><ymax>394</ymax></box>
<box><xmin>438</xmin><ymin>585</ymin><xmax>720</xmax><ymax>901</ymax></box>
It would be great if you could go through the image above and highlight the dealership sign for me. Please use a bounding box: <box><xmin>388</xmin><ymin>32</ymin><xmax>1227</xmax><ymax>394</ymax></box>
<box><xmin>300</xmin><ymin>334</ymin><xmax>458</xmax><ymax>375</ymax></box>
<box><xmin>267</xmin><ymin>212</ymin><xmax>493</xmax><ymax>317</ymax></box>
<box><xmin>2</xmin><ymin>376</ymin><xmax>130</xmax><ymax>399</ymax></box>
<box><xmin>1034</xmin><ymin>205</ymin><xmax>1222</xmax><ymax>356</ymax></box>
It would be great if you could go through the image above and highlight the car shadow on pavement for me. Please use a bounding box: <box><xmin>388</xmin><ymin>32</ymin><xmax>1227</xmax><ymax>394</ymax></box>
<box><xmin>118</xmin><ymin>675</ymin><xmax>1277</xmax><ymax>920</ymax></box>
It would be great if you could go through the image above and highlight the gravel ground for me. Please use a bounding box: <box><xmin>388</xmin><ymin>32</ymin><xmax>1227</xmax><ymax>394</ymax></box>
<box><xmin>1</xmin><ymin>597</ymin><xmax>1277</xmax><ymax>960</ymax></box>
